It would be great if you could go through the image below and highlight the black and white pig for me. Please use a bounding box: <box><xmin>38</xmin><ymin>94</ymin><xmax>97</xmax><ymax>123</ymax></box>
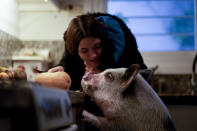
<box><xmin>81</xmin><ymin>64</ymin><xmax>176</xmax><ymax>131</ymax></box>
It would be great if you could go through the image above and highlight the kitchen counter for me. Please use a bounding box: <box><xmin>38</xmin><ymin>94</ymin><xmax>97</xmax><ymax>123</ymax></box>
<box><xmin>160</xmin><ymin>95</ymin><xmax>197</xmax><ymax>105</ymax></box>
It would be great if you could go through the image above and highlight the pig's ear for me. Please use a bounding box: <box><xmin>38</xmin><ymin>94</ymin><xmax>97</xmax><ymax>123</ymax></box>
<box><xmin>120</xmin><ymin>64</ymin><xmax>140</xmax><ymax>91</ymax></box>
<box><xmin>139</xmin><ymin>69</ymin><xmax>153</xmax><ymax>82</ymax></box>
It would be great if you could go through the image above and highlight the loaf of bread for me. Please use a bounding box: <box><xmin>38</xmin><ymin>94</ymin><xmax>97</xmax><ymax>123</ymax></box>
<box><xmin>35</xmin><ymin>71</ymin><xmax>72</xmax><ymax>90</ymax></box>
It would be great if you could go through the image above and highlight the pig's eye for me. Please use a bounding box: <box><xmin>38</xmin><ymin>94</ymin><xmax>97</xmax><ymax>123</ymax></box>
<box><xmin>104</xmin><ymin>72</ymin><xmax>114</xmax><ymax>82</ymax></box>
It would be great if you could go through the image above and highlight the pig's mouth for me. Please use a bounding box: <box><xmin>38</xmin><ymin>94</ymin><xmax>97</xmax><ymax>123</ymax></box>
<box><xmin>82</xmin><ymin>72</ymin><xmax>92</xmax><ymax>89</ymax></box>
<box><xmin>81</xmin><ymin>79</ymin><xmax>89</xmax><ymax>94</ymax></box>
<box><xmin>83</xmin><ymin>80</ymin><xmax>88</xmax><ymax>89</ymax></box>
<box><xmin>81</xmin><ymin>72</ymin><xmax>99</xmax><ymax>94</ymax></box>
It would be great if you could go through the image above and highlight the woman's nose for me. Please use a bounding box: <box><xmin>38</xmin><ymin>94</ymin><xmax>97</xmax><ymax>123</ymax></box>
<box><xmin>89</xmin><ymin>51</ymin><xmax>97</xmax><ymax>59</ymax></box>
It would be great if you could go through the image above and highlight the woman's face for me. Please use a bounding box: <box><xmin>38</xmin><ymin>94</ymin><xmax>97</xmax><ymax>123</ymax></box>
<box><xmin>78</xmin><ymin>37</ymin><xmax>102</xmax><ymax>68</ymax></box>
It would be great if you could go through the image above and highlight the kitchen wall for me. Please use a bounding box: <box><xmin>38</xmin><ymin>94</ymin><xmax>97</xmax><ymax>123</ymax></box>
<box><xmin>18</xmin><ymin>0</ymin><xmax>82</xmax><ymax>40</ymax></box>
<box><xmin>0</xmin><ymin>0</ymin><xmax>19</xmax><ymax>37</ymax></box>
<box><xmin>0</xmin><ymin>0</ymin><xmax>106</xmax><ymax>67</ymax></box>
<box><xmin>0</xmin><ymin>30</ymin><xmax>23</xmax><ymax>66</ymax></box>
<box><xmin>18</xmin><ymin>0</ymin><xmax>107</xmax><ymax>40</ymax></box>
<box><xmin>0</xmin><ymin>29</ymin><xmax>64</xmax><ymax>67</ymax></box>
<box><xmin>142</xmin><ymin>51</ymin><xmax>196</xmax><ymax>96</ymax></box>
<box><xmin>21</xmin><ymin>40</ymin><xmax>65</xmax><ymax>66</ymax></box>
<box><xmin>0</xmin><ymin>0</ymin><xmax>20</xmax><ymax>66</ymax></box>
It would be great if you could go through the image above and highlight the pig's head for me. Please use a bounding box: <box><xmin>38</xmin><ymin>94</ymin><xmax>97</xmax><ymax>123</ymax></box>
<box><xmin>81</xmin><ymin>64</ymin><xmax>140</xmax><ymax>97</ymax></box>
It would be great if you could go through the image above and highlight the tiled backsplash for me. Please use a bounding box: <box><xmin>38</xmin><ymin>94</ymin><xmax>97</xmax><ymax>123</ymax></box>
<box><xmin>151</xmin><ymin>74</ymin><xmax>196</xmax><ymax>96</ymax></box>
<box><xmin>0</xmin><ymin>30</ymin><xmax>65</xmax><ymax>67</ymax></box>
<box><xmin>21</xmin><ymin>40</ymin><xmax>65</xmax><ymax>66</ymax></box>
<box><xmin>0</xmin><ymin>30</ymin><xmax>23</xmax><ymax>66</ymax></box>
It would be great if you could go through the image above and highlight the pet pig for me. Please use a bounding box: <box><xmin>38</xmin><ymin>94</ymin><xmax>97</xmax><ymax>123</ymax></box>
<box><xmin>81</xmin><ymin>64</ymin><xmax>176</xmax><ymax>131</ymax></box>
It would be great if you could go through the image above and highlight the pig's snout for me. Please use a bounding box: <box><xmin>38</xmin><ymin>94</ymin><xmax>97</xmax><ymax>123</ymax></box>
<box><xmin>82</xmin><ymin>72</ymin><xmax>92</xmax><ymax>92</ymax></box>
<box><xmin>82</xmin><ymin>72</ymin><xmax>99</xmax><ymax>94</ymax></box>
<box><xmin>83</xmin><ymin>72</ymin><xmax>92</xmax><ymax>81</ymax></box>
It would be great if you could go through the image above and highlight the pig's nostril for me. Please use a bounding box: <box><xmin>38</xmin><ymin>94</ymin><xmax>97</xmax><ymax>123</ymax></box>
<box><xmin>84</xmin><ymin>76</ymin><xmax>89</xmax><ymax>81</ymax></box>
<box><xmin>83</xmin><ymin>72</ymin><xmax>92</xmax><ymax>81</ymax></box>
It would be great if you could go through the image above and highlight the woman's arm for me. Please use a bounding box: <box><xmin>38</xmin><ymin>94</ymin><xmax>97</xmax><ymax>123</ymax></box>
<box><xmin>48</xmin><ymin>66</ymin><xmax>64</xmax><ymax>72</ymax></box>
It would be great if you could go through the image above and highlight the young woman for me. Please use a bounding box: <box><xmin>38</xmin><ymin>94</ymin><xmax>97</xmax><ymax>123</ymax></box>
<box><xmin>48</xmin><ymin>13</ymin><xmax>147</xmax><ymax>91</ymax></box>
<box><xmin>48</xmin><ymin>13</ymin><xmax>148</xmax><ymax>130</ymax></box>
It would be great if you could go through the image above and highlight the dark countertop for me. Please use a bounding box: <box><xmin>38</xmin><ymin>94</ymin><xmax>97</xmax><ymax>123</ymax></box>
<box><xmin>160</xmin><ymin>96</ymin><xmax>197</xmax><ymax>105</ymax></box>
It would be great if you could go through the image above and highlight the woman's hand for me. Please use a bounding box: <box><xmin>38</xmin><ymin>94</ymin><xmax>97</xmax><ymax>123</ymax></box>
<box><xmin>48</xmin><ymin>66</ymin><xmax>64</xmax><ymax>73</ymax></box>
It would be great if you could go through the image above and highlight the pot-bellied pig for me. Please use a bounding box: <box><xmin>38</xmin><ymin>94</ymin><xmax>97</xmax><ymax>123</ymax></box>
<box><xmin>81</xmin><ymin>64</ymin><xmax>176</xmax><ymax>131</ymax></box>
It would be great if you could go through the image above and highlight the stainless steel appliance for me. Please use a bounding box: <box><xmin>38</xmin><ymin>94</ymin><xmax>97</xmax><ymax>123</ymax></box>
<box><xmin>0</xmin><ymin>81</ymin><xmax>83</xmax><ymax>131</ymax></box>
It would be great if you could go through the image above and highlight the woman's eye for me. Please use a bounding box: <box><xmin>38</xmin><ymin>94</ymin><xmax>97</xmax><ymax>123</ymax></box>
<box><xmin>104</xmin><ymin>72</ymin><xmax>114</xmax><ymax>82</ymax></box>
<box><xmin>95</xmin><ymin>43</ymin><xmax>101</xmax><ymax>49</ymax></box>
<box><xmin>80</xmin><ymin>49</ymin><xmax>88</xmax><ymax>54</ymax></box>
